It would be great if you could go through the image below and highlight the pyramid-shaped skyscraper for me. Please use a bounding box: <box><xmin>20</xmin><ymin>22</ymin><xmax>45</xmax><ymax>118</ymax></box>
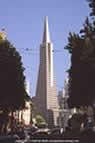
<box><xmin>35</xmin><ymin>17</ymin><xmax>59</xmax><ymax>127</ymax></box>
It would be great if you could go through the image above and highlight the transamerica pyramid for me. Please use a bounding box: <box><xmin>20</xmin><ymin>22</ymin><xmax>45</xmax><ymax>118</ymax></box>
<box><xmin>35</xmin><ymin>17</ymin><xmax>59</xmax><ymax>128</ymax></box>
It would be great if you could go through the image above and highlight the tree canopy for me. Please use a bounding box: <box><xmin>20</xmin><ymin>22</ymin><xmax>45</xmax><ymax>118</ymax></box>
<box><xmin>87</xmin><ymin>0</ymin><xmax>95</xmax><ymax>16</ymax></box>
<box><xmin>0</xmin><ymin>39</ymin><xmax>28</xmax><ymax>111</ymax></box>
<box><xmin>65</xmin><ymin>17</ymin><xmax>95</xmax><ymax>108</ymax></box>
<box><xmin>35</xmin><ymin>114</ymin><xmax>46</xmax><ymax>126</ymax></box>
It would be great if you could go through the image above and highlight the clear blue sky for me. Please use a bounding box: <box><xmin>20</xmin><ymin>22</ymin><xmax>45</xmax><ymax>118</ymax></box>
<box><xmin>0</xmin><ymin>0</ymin><xmax>90</xmax><ymax>96</ymax></box>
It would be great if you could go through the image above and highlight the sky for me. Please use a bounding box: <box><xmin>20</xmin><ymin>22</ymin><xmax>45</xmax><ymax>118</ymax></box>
<box><xmin>0</xmin><ymin>0</ymin><xmax>90</xmax><ymax>97</ymax></box>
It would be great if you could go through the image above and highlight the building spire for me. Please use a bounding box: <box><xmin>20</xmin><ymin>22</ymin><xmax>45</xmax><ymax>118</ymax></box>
<box><xmin>42</xmin><ymin>16</ymin><xmax>51</xmax><ymax>43</ymax></box>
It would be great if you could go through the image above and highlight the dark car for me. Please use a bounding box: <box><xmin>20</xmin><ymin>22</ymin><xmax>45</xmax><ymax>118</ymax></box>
<box><xmin>30</xmin><ymin>128</ymin><xmax>50</xmax><ymax>139</ymax></box>
<box><xmin>49</xmin><ymin>128</ymin><xmax>63</xmax><ymax>139</ymax></box>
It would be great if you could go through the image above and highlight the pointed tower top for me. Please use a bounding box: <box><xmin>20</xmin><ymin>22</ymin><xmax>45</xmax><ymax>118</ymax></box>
<box><xmin>42</xmin><ymin>16</ymin><xmax>51</xmax><ymax>43</ymax></box>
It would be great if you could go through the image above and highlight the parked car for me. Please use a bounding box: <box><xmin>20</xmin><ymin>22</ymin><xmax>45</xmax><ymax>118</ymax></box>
<box><xmin>49</xmin><ymin>128</ymin><xmax>63</xmax><ymax>139</ymax></box>
<box><xmin>30</xmin><ymin>128</ymin><xmax>50</xmax><ymax>139</ymax></box>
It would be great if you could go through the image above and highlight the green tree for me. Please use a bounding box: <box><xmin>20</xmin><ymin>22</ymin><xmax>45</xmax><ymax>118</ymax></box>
<box><xmin>35</xmin><ymin>115</ymin><xmax>46</xmax><ymax>126</ymax></box>
<box><xmin>0</xmin><ymin>39</ymin><xmax>28</xmax><ymax>112</ymax></box>
<box><xmin>65</xmin><ymin>18</ymin><xmax>95</xmax><ymax>108</ymax></box>
<box><xmin>87</xmin><ymin>0</ymin><xmax>95</xmax><ymax>16</ymax></box>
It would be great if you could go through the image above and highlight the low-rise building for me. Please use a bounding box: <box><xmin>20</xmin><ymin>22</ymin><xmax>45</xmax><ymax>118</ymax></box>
<box><xmin>58</xmin><ymin>78</ymin><xmax>71</xmax><ymax>129</ymax></box>
<box><xmin>18</xmin><ymin>100</ymin><xmax>32</xmax><ymax>125</ymax></box>
<box><xmin>15</xmin><ymin>80</ymin><xmax>32</xmax><ymax>126</ymax></box>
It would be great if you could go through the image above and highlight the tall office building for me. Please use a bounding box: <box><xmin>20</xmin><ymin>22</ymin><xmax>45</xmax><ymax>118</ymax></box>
<box><xmin>35</xmin><ymin>17</ymin><xmax>59</xmax><ymax>127</ymax></box>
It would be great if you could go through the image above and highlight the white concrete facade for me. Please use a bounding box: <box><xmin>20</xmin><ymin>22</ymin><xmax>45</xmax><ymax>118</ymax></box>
<box><xmin>18</xmin><ymin>101</ymin><xmax>31</xmax><ymax>125</ymax></box>
<box><xmin>35</xmin><ymin>17</ymin><xmax>59</xmax><ymax>128</ymax></box>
